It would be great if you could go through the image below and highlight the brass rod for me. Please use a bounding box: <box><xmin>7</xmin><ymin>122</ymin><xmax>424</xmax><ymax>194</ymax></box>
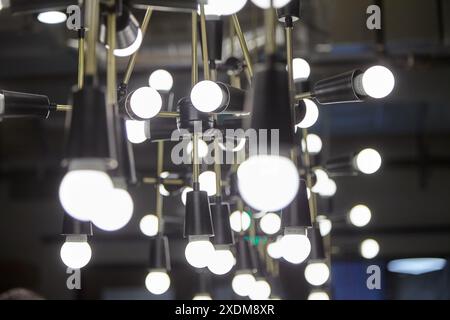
<box><xmin>199</xmin><ymin>4</ymin><xmax>210</xmax><ymax>80</ymax></box>
<box><xmin>264</xmin><ymin>8</ymin><xmax>277</xmax><ymax>56</ymax></box>
<box><xmin>156</xmin><ymin>141</ymin><xmax>164</xmax><ymax>230</ymax></box>
<box><xmin>191</xmin><ymin>11</ymin><xmax>198</xmax><ymax>86</ymax></box>
<box><xmin>156</xmin><ymin>111</ymin><xmax>179</xmax><ymax>118</ymax></box>
<box><xmin>231</xmin><ymin>14</ymin><xmax>253</xmax><ymax>79</ymax></box>
<box><xmin>106</xmin><ymin>12</ymin><xmax>117</xmax><ymax>106</ymax></box>
<box><xmin>143</xmin><ymin>177</ymin><xmax>184</xmax><ymax>185</ymax></box>
<box><xmin>85</xmin><ymin>0</ymin><xmax>100</xmax><ymax>77</ymax></box>
<box><xmin>295</xmin><ymin>92</ymin><xmax>313</xmax><ymax>100</ymax></box>
<box><xmin>77</xmin><ymin>30</ymin><xmax>85</xmax><ymax>89</ymax></box>
<box><xmin>302</xmin><ymin>127</ymin><xmax>318</xmax><ymax>223</ymax></box>
<box><xmin>56</xmin><ymin>104</ymin><xmax>73</xmax><ymax>111</ymax></box>
<box><xmin>286</xmin><ymin>25</ymin><xmax>299</xmax><ymax>166</ymax></box>
<box><xmin>192</xmin><ymin>132</ymin><xmax>200</xmax><ymax>185</ymax></box>
<box><xmin>123</xmin><ymin>7</ymin><xmax>153</xmax><ymax>85</ymax></box>
<box><xmin>214</xmin><ymin>138</ymin><xmax>222</xmax><ymax>197</ymax></box>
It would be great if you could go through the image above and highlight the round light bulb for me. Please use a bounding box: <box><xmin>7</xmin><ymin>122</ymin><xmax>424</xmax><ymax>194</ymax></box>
<box><xmin>37</xmin><ymin>11</ymin><xmax>67</xmax><ymax>24</ymax></box>
<box><xmin>360</xmin><ymin>239</ymin><xmax>380</xmax><ymax>259</ymax></box>
<box><xmin>129</xmin><ymin>86</ymin><xmax>162</xmax><ymax>119</ymax></box>
<box><xmin>362</xmin><ymin>66</ymin><xmax>395</xmax><ymax>99</ymax></box>
<box><xmin>185</xmin><ymin>239</ymin><xmax>215</xmax><ymax>268</ymax></box>
<box><xmin>318</xmin><ymin>178</ymin><xmax>337</xmax><ymax>197</ymax></box>
<box><xmin>207</xmin><ymin>249</ymin><xmax>235</xmax><ymax>275</ymax></box>
<box><xmin>114</xmin><ymin>29</ymin><xmax>143</xmax><ymax>57</ymax></box>
<box><xmin>349</xmin><ymin>204</ymin><xmax>372</xmax><ymax>227</ymax></box>
<box><xmin>139</xmin><ymin>214</ymin><xmax>159</xmax><ymax>237</ymax></box>
<box><xmin>232</xmin><ymin>273</ymin><xmax>256</xmax><ymax>297</ymax></box>
<box><xmin>355</xmin><ymin>148</ymin><xmax>382</xmax><ymax>174</ymax></box>
<box><xmin>190</xmin><ymin>80</ymin><xmax>224</xmax><ymax>113</ymax></box>
<box><xmin>281</xmin><ymin>233</ymin><xmax>311</xmax><ymax>264</ymax></box>
<box><xmin>267</xmin><ymin>238</ymin><xmax>283</xmax><ymax>259</ymax></box>
<box><xmin>159</xmin><ymin>184</ymin><xmax>170</xmax><ymax>197</ymax></box>
<box><xmin>296</xmin><ymin>99</ymin><xmax>319</xmax><ymax>129</ymax></box>
<box><xmin>219</xmin><ymin>138</ymin><xmax>246</xmax><ymax>152</ymax></box>
<box><xmin>193</xmin><ymin>293</ymin><xmax>212</xmax><ymax>300</ymax></box>
<box><xmin>311</xmin><ymin>168</ymin><xmax>329</xmax><ymax>194</ymax></box>
<box><xmin>187</xmin><ymin>139</ymin><xmax>209</xmax><ymax>158</ymax></box>
<box><xmin>199</xmin><ymin>171</ymin><xmax>217</xmax><ymax>196</ymax></box>
<box><xmin>250</xmin><ymin>0</ymin><xmax>292</xmax><ymax>9</ymax></box>
<box><xmin>202</xmin><ymin>0</ymin><xmax>248</xmax><ymax>16</ymax></box>
<box><xmin>317</xmin><ymin>215</ymin><xmax>332</xmax><ymax>237</ymax></box>
<box><xmin>238</xmin><ymin>155</ymin><xmax>299</xmax><ymax>211</ymax></box>
<box><xmin>305</xmin><ymin>262</ymin><xmax>330</xmax><ymax>286</ymax></box>
<box><xmin>301</xmin><ymin>133</ymin><xmax>322</xmax><ymax>155</ymax></box>
<box><xmin>259</xmin><ymin>212</ymin><xmax>281</xmax><ymax>235</ymax></box>
<box><xmin>181</xmin><ymin>187</ymin><xmax>193</xmax><ymax>206</ymax></box>
<box><xmin>91</xmin><ymin>188</ymin><xmax>134</xmax><ymax>232</ymax></box>
<box><xmin>249</xmin><ymin>279</ymin><xmax>271</xmax><ymax>300</ymax></box>
<box><xmin>293</xmin><ymin>58</ymin><xmax>311</xmax><ymax>81</ymax></box>
<box><xmin>60</xmin><ymin>238</ymin><xmax>92</xmax><ymax>269</ymax></box>
<box><xmin>229</xmin><ymin>210</ymin><xmax>251</xmax><ymax>232</ymax></box>
<box><xmin>125</xmin><ymin>120</ymin><xmax>147</xmax><ymax>144</ymax></box>
<box><xmin>145</xmin><ymin>271</ymin><xmax>171</xmax><ymax>295</ymax></box>
<box><xmin>149</xmin><ymin>69</ymin><xmax>173</xmax><ymax>92</ymax></box>
<box><xmin>308</xmin><ymin>291</ymin><xmax>330</xmax><ymax>300</ymax></box>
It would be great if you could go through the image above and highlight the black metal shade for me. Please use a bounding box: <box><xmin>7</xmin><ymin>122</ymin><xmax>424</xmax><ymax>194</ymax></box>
<box><xmin>313</xmin><ymin>70</ymin><xmax>365</xmax><ymax>104</ymax></box>
<box><xmin>210</xmin><ymin>198</ymin><xmax>234</xmax><ymax>246</ymax></box>
<box><xmin>309</xmin><ymin>224</ymin><xmax>326</xmax><ymax>261</ymax></box>
<box><xmin>148</xmin><ymin>235</ymin><xmax>171</xmax><ymax>271</ymax></box>
<box><xmin>200</xmin><ymin>17</ymin><xmax>223</xmax><ymax>63</ymax></box>
<box><xmin>281</xmin><ymin>179</ymin><xmax>312</xmax><ymax>229</ymax></box>
<box><xmin>277</xmin><ymin>0</ymin><xmax>301</xmax><ymax>23</ymax></box>
<box><xmin>215</xmin><ymin>82</ymin><xmax>246</xmax><ymax>113</ymax></box>
<box><xmin>61</xmin><ymin>212</ymin><xmax>93</xmax><ymax>236</ymax></box>
<box><xmin>100</xmin><ymin>7</ymin><xmax>140</xmax><ymax>50</ymax></box>
<box><xmin>184</xmin><ymin>189</ymin><xmax>214</xmax><ymax>237</ymax></box>
<box><xmin>1</xmin><ymin>90</ymin><xmax>50</xmax><ymax>119</ymax></box>
<box><xmin>114</xmin><ymin>118</ymin><xmax>137</xmax><ymax>185</ymax></box>
<box><xmin>144</xmin><ymin>117</ymin><xmax>179</xmax><ymax>142</ymax></box>
<box><xmin>235</xmin><ymin>239</ymin><xmax>256</xmax><ymax>272</ymax></box>
<box><xmin>177</xmin><ymin>97</ymin><xmax>213</xmax><ymax>133</ymax></box>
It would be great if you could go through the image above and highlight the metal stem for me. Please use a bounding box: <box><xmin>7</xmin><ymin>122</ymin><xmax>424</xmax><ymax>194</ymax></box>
<box><xmin>199</xmin><ymin>4</ymin><xmax>210</xmax><ymax>80</ymax></box>
<box><xmin>85</xmin><ymin>0</ymin><xmax>99</xmax><ymax>78</ymax></box>
<box><xmin>192</xmin><ymin>132</ymin><xmax>200</xmax><ymax>185</ymax></box>
<box><xmin>295</xmin><ymin>92</ymin><xmax>313</xmax><ymax>100</ymax></box>
<box><xmin>214</xmin><ymin>137</ymin><xmax>222</xmax><ymax>197</ymax></box>
<box><xmin>77</xmin><ymin>29</ymin><xmax>85</xmax><ymax>89</ymax></box>
<box><xmin>191</xmin><ymin>11</ymin><xmax>198</xmax><ymax>86</ymax></box>
<box><xmin>231</xmin><ymin>14</ymin><xmax>253</xmax><ymax>80</ymax></box>
<box><xmin>264</xmin><ymin>8</ymin><xmax>276</xmax><ymax>56</ymax></box>
<box><xmin>106</xmin><ymin>12</ymin><xmax>117</xmax><ymax>106</ymax></box>
<box><xmin>156</xmin><ymin>141</ymin><xmax>164</xmax><ymax>233</ymax></box>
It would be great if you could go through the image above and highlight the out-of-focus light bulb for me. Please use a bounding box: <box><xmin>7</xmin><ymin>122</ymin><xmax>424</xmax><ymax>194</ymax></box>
<box><xmin>129</xmin><ymin>87</ymin><xmax>162</xmax><ymax>119</ymax></box>
<box><xmin>311</xmin><ymin>168</ymin><xmax>329</xmax><ymax>194</ymax></box>
<box><xmin>207</xmin><ymin>249</ymin><xmax>235</xmax><ymax>275</ymax></box>
<box><xmin>114</xmin><ymin>29</ymin><xmax>143</xmax><ymax>57</ymax></box>
<box><xmin>60</xmin><ymin>235</ymin><xmax>92</xmax><ymax>269</ymax></box>
<box><xmin>190</xmin><ymin>80</ymin><xmax>224</xmax><ymax>113</ymax></box>
<box><xmin>37</xmin><ymin>11</ymin><xmax>67</xmax><ymax>24</ymax></box>
<box><xmin>308</xmin><ymin>291</ymin><xmax>330</xmax><ymax>300</ymax></box>
<box><xmin>237</xmin><ymin>155</ymin><xmax>299</xmax><ymax>211</ymax></box>
<box><xmin>267</xmin><ymin>237</ymin><xmax>283</xmax><ymax>259</ymax></box>
<box><xmin>318</xmin><ymin>178</ymin><xmax>337</xmax><ymax>197</ymax></box>
<box><xmin>317</xmin><ymin>215</ymin><xmax>332</xmax><ymax>237</ymax></box>
<box><xmin>232</xmin><ymin>272</ymin><xmax>256</xmax><ymax>297</ymax></box>
<box><xmin>305</xmin><ymin>262</ymin><xmax>330</xmax><ymax>286</ymax></box>
<box><xmin>229</xmin><ymin>210</ymin><xmax>251</xmax><ymax>232</ymax></box>
<box><xmin>187</xmin><ymin>139</ymin><xmax>209</xmax><ymax>158</ymax></box>
<box><xmin>185</xmin><ymin>237</ymin><xmax>215</xmax><ymax>268</ymax></box>
<box><xmin>249</xmin><ymin>278</ymin><xmax>271</xmax><ymax>300</ymax></box>
<box><xmin>201</xmin><ymin>0</ymin><xmax>248</xmax><ymax>16</ymax></box>
<box><xmin>181</xmin><ymin>187</ymin><xmax>193</xmax><ymax>206</ymax></box>
<box><xmin>91</xmin><ymin>188</ymin><xmax>134</xmax><ymax>231</ymax></box>
<box><xmin>296</xmin><ymin>99</ymin><xmax>319</xmax><ymax>129</ymax></box>
<box><xmin>259</xmin><ymin>212</ymin><xmax>281</xmax><ymax>235</ymax></box>
<box><xmin>145</xmin><ymin>270</ymin><xmax>170</xmax><ymax>295</ymax></box>
<box><xmin>302</xmin><ymin>134</ymin><xmax>322</xmax><ymax>155</ymax></box>
<box><xmin>250</xmin><ymin>0</ymin><xmax>292</xmax><ymax>9</ymax></box>
<box><xmin>361</xmin><ymin>66</ymin><xmax>395</xmax><ymax>99</ymax></box>
<box><xmin>349</xmin><ymin>204</ymin><xmax>372</xmax><ymax>227</ymax></box>
<box><xmin>149</xmin><ymin>69</ymin><xmax>173</xmax><ymax>92</ymax></box>
<box><xmin>281</xmin><ymin>231</ymin><xmax>311</xmax><ymax>264</ymax></box>
<box><xmin>360</xmin><ymin>239</ymin><xmax>379</xmax><ymax>259</ymax></box>
<box><xmin>355</xmin><ymin>148</ymin><xmax>382</xmax><ymax>174</ymax></box>
<box><xmin>199</xmin><ymin>171</ymin><xmax>217</xmax><ymax>196</ymax></box>
<box><xmin>193</xmin><ymin>293</ymin><xmax>212</xmax><ymax>300</ymax></box>
<box><xmin>293</xmin><ymin>58</ymin><xmax>311</xmax><ymax>81</ymax></box>
<box><xmin>159</xmin><ymin>184</ymin><xmax>170</xmax><ymax>197</ymax></box>
<box><xmin>139</xmin><ymin>214</ymin><xmax>159</xmax><ymax>237</ymax></box>
<box><xmin>126</xmin><ymin>120</ymin><xmax>147</xmax><ymax>144</ymax></box>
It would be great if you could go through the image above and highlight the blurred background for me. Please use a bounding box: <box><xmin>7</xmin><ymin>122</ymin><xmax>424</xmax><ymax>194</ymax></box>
<box><xmin>1</xmin><ymin>0</ymin><xmax>450</xmax><ymax>300</ymax></box>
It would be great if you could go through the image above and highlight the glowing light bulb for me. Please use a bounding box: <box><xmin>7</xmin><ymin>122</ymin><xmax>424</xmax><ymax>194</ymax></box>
<box><xmin>201</xmin><ymin>0</ymin><xmax>248</xmax><ymax>16</ymax></box>
<box><xmin>207</xmin><ymin>249</ymin><xmax>235</xmax><ymax>275</ymax></box>
<box><xmin>296</xmin><ymin>99</ymin><xmax>319</xmax><ymax>129</ymax></box>
<box><xmin>259</xmin><ymin>212</ymin><xmax>281</xmax><ymax>235</ymax></box>
<box><xmin>355</xmin><ymin>148</ymin><xmax>382</xmax><ymax>174</ymax></box>
<box><xmin>199</xmin><ymin>171</ymin><xmax>217</xmax><ymax>196</ymax></box>
<box><xmin>362</xmin><ymin>66</ymin><xmax>395</xmax><ymax>99</ymax></box>
<box><xmin>293</xmin><ymin>58</ymin><xmax>311</xmax><ymax>81</ymax></box>
<box><xmin>318</xmin><ymin>178</ymin><xmax>337</xmax><ymax>197</ymax></box>
<box><xmin>219</xmin><ymin>138</ymin><xmax>246</xmax><ymax>152</ymax></box>
<box><xmin>349</xmin><ymin>204</ymin><xmax>372</xmax><ymax>227</ymax></box>
<box><xmin>311</xmin><ymin>168</ymin><xmax>329</xmax><ymax>194</ymax></box>
<box><xmin>193</xmin><ymin>293</ymin><xmax>212</xmax><ymax>300</ymax></box>
<box><xmin>139</xmin><ymin>214</ymin><xmax>159</xmax><ymax>237</ymax></box>
<box><xmin>37</xmin><ymin>11</ymin><xmax>67</xmax><ymax>24</ymax></box>
<box><xmin>281</xmin><ymin>232</ymin><xmax>311</xmax><ymax>264</ymax></box>
<box><xmin>232</xmin><ymin>272</ymin><xmax>256</xmax><ymax>297</ymax></box>
<box><xmin>229</xmin><ymin>210</ymin><xmax>251</xmax><ymax>232</ymax></box>
<box><xmin>149</xmin><ymin>69</ymin><xmax>174</xmax><ymax>92</ymax></box>
<box><xmin>145</xmin><ymin>270</ymin><xmax>171</xmax><ymax>295</ymax></box>
<box><xmin>308</xmin><ymin>291</ymin><xmax>330</xmax><ymax>300</ymax></box>
<box><xmin>301</xmin><ymin>133</ymin><xmax>322</xmax><ymax>155</ymax></box>
<box><xmin>185</xmin><ymin>238</ymin><xmax>215</xmax><ymax>268</ymax></box>
<box><xmin>305</xmin><ymin>262</ymin><xmax>330</xmax><ymax>286</ymax></box>
<box><xmin>250</xmin><ymin>0</ymin><xmax>292</xmax><ymax>9</ymax></box>
<box><xmin>190</xmin><ymin>80</ymin><xmax>224</xmax><ymax>113</ymax></box>
<box><xmin>181</xmin><ymin>187</ymin><xmax>193</xmax><ymax>206</ymax></box>
<box><xmin>60</xmin><ymin>236</ymin><xmax>92</xmax><ymax>269</ymax></box>
<box><xmin>126</xmin><ymin>120</ymin><xmax>147</xmax><ymax>144</ymax></box>
<box><xmin>129</xmin><ymin>87</ymin><xmax>162</xmax><ymax>119</ymax></box>
<box><xmin>267</xmin><ymin>238</ymin><xmax>283</xmax><ymax>259</ymax></box>
<box><xmin>317</xmin><ymin>215</ymin><xmax>332</xmax><ymax>237</ymax></box>
<box><xmin>114</xmin><ymin>29</ymin><xmax>143</xmax><ymax>57</ymax></box>
<box><xmin>249</xmin><ymin>278</ymin><xmax>271</xmax><ymax>300</ymax></box>
<box><xmin>187</xmin><ymin>139</ymin><xmax>209</xmax><ymax>158</ymax></box>
<box><xmin>238</xmin><ymin>155</ymin><xmax>299</xmax><ymax>211</ymax></box>
<box><xmin>360</xmin><ymin>239</ymin><xmax>379</xmax><ymax>259</ymax></box>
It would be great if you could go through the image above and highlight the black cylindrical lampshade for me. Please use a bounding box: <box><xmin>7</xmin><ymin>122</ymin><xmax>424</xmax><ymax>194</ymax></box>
<box><xmin>62</xmin><ymin>212</ymin><xmax>93</xmax><ymax>236</ymax></box>
<box><xmin>100</xmin><ymin>7</ymin><xmax>140</xmax><ymax>50</ymax></box>
<box><xmin>216</xmin><ymin>83</ymin><xmax>246</xmax><ymax>113</ymax></box>
<box><xmin>277</xmin><ymin>0</ymin><xmax>301</xmax><ymax>23</ymax></box>
<box><xmin>144</xmin><ymin>117</ymin><xmax>179</xmax><ymax>142</ymax></box>
<box><xmin>235</xmin><ymin>239</ymin><xmax>255</xmax><ymax>272</ymax></box>
<box><xmin>1</xmin><ymin>90</ymin><xmax>50</xmax><ymax>119</ymax></box>
<box><xmin>313</xmin><ymin>70</ymin><xmax>364</xmax><ymax>105</ymax></box>
<box><xmin>177</xmin><ymin>97</ymin><xmax>213</xmax><ymax>133</ymax></box>
<box><xmin>148</xmin><ymin>235</ymin><xmax>171</xmax><ymax>271</ymax></box>
<box><xmin>309</xmin><ymin>224</ymin><xmax>326</xmax><ymax>261</ymax></box>
<box><xmin>282</xmin><ymin>179</ymin><xmax>312</xmax><ymax>228</ymax></box>
<box><xmin>210</xmin><ymin>199</ymin><xmax>234</xmax><ymax>246</ymax></box>
<box><xmin>184</xmin><ymin>189</ymin><xmax>214</xmax><ymax>237</ymax></box>
<box><xmin>114</xmin><ymin>118</ymin><xmax>137</xmax><ymax>185</ymax></box>
<box><xmin>200</xmin><ymin>17</ymin><xmax>223</xmax><ymax>63</ymax></box>
<box><xmin>325</xmin><ymin>154</ymin><xmax>356</xmax><ymax>175</ymax></box>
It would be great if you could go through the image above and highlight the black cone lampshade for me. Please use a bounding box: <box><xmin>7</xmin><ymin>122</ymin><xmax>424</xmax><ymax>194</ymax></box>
<box><xmin>235</xmin><ymin>239</ymin><xmax>256</xmax><ymax>273</ymax></box>
<box><xmin>184</xmin><ymin>188</ymin><xmax>214</xmax><ymax>237</ymax></box>
<box><xmin>282</xmin><ymin>179</ymin><xmax>312</xmax><ymax>229</ymax></box>
<box><xmin>148</xmin><ymin>235</ymin><xmax>171</xmax><ymax>271</ymax></box>
<box><xmin>277</xmin><ymin>0</ymin><xmax>301</xmax><ymax>23</ymax></box>
<box><xmin>210</xmin><ymin>198</ymin><xmax>234</xmax><ymax>246</ymax></box>
<box><xmin>144</xmin><ymin>117</ymin><xmax>179</xmax><ymax>142</ymax></box>
<box><xmin>0</xmin><ymin>90</ymin><xmax>51</xmax><ymax>119</ymax></box>
<box><xmin>62</xmin><ymin>212</ymin><xmax>93</xmax><ymax>236</ymax></box>
<box><xmin>309</xmin><ymin>224</ymin><xmax>326</xmax><ymax>261</ymax></box>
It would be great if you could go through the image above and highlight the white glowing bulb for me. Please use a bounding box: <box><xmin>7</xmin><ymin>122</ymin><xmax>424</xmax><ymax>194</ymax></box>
<box><xmin>60</xmin><ymin>236</ymin><xmax>92</xmax><ymax>269</ymax></box>
<box><xmin>355</xmin><ymin>148</ymin><xmax>382</xmax><ymax>174</ymax></box>
<box><xmin>305</xmin><ymin>262</ymin><xmax>330</xmax><ymax>286</ymax></box>
<box><xmin>301</xmin><ymin>134</ymin><xmax>322</xmax><ymax>155</ymax></box>
<box><xmin>238</xmin><ymin>155</ymin><xmax>299</xmax><ymax>212</ymax></box>
<box><xmin>190</xmin><ymin>80</ymin><xmax>224</xmax><ymax>113</ymax></box>
<box><xmin>293</xmin><ymin>58</ymin><xmax>311</xmax><ymax>81</ymax></box>
<box><xmin>232</xmin><ymin>272</ymin><xmax>256</xmax><ymax>297</ymax></box>
<box><xmin>149</xmin><ymin>69</ymin><xmax>174</xmax><ymax>92</ymax></box>
<box><xmin>219</xmin><ymin>138</ymin><xmax>246</xmax><ymax>152</ymax></box>
<box><xmin>281</xmin><ymin>233</ymin><xmax>311</xmax><ymax>264</ymax></box>
<box><xmin>349</xmin><ymin>204</ymin><xmax>372</xmax><ymax>227</ymax></box>
<box><xmin>360</xmin><ymin>239</ymin><xmax>379</xmax><ymax>259</ymax></box>
<box><xmin>139</xmin><ymin>214</ymin><xmax>159</xmax><ymax>237</ymax></box>
<box><xmin>202</xmin><ymin>0</ymin><xmax>248</xmax><ymax>16</ymax></box>
<box><xmin>259</xmin><ymin>212</ymin><xmax>281</xmax><ymax>235</ymax></box>
<box><xmin>318</xmin><ymin>178</ymin><xmax>337</xmax><ymax>197</ymax></box>
<box><xmin>250</xmin><ymin>0</ymin><xmax>292</xmax><ymax>9</ymax></box>
<box><xmin>114</xmin><ymin>29</ymin><xmax>143</xmax><ymax>57</ymax></box>
<box><xmin>129</xmin><ymin>87</ymin><xmax>162</xmax><ymax>119</ymax></box>
<box><xmin>230</xmin><ymin>210</ymin><xmax>251</xmax><ymax>232</ymax></box>
<box><xmin>199</xmin><ymin>171</ymin><xmax>217</xmax><ymax>196</ymax></box>
<box><xmin>193</xmin><ymin>293</ymin><xmax>212</xmax><ymax>300</ymax></box>
<box><xmin>37</xmin><ymin>11</ymin><xmax>67</xmax><ymax>24</ymax></box>
<box><xmin>125</xmin><ymin>120</ymin><xmax>147</xmax><ymax>144</ymax></box>
<box><xmin>207</xmin><ymin>249</ymin><xmax>235</xmax><ymax>275</ymax></box>
<box><xmin>362</xmin><ymin>66</ymin><xmax>395</xmax><ymax>99</ymax></box>
<box><xmin>267</xmin><ymin>238</ymin><xmax>283</xmax><ymax>259</ymax></box>
<box><xmin>311</xmin><ymin>168</ymin><xmax>329</xmax><ymax>194</ymax></box>
<box><xmin>181</xmin><ymin>187</ymin><xmax>193</xmax><ymax>206</ymax></box>
<box><xmin>308</xmin><ymin>291</ymin><xmax>330</xmax><ymax>300</ymax></box>
<box><xmin>185</xmin><ymin>238</ymin><xmax>215</xmax><ymax>268</ymax></box>
<box><xmin>91</xmin><ymin>188</ymin><xmax>134</xmax><ymax>232</ymax></box>
<box><xmin>296</xmin><ymin>99</ymin><xmax>319</xmax><ymax>129</ymax></box>
<box><xmin>187</xmin><ymin>139</ymin><xmax>209</xmax><ymax>158</ymax></box>
<box><xmin>249</xmin><ymin>279</ymin><xmax>271</xmax><ymax>300</ymax></box>
<box><xmin>145</xmin><ymin>270</ymin><xmax>171</xmax><ymax>295</ymax></box>
<box><xmin>159</xmin><ymin>184</ymin><xmax>170</xmax><ymax>197</ymax></box>
<box><xmin>317</xmin><ymin>215</ymin><xmax>332</xmax><ymax>237</ymax></box>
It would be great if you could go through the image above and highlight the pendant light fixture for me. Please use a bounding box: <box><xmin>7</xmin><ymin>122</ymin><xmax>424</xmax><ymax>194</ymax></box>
<box><xmin>232</xmin><ymin>239</ymin><xmax>256</xmax><ymax>297</ymax></box>
<box><xmin>145</xmin><ymin>235</ymin><xmax>171</xmax><ymax>295</ymax></box>
<box><xmin>304</xmin><ymin>224</ymin><xmax>330</xmax><ymax>286</ymax></box>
